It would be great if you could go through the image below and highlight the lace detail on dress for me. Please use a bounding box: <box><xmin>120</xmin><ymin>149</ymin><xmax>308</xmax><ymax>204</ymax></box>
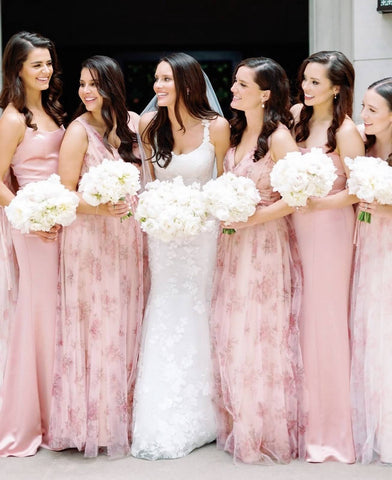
<box><xmin>131</xmin><ymin>120</ymin><xmax>218</xmax><ymax>459</ymax></box>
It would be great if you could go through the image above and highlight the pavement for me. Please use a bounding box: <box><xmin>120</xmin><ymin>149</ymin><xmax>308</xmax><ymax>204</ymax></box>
<box><xmin>1</xmin><ymin>442</ymin><xmax>391</xmax><ymax>480</ymax></box>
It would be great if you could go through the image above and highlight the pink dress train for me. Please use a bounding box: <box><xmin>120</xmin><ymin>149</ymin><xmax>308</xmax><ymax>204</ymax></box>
<box><xmin>0</xmin><ymin>127</ymin><xmax>64</xmax><ymax>457</ymax></box>
<box><xmin>210</xmin><ymin>126</ymin><xmax>305</xmax><ymax>465</ymax></box>
<box><xmin>291</xmin><ymin>147</ymin><xmax>355</xmax><ymax>463</ymax></box>
<box><xmin>350</xmin><ymin>211</ymin><xmax>392</xmax><ymax>464</ymax></box>
<box><xmin>48</xmin><ymin>117</ymin><xmax>144</xmax><ymax>458</ymax></box>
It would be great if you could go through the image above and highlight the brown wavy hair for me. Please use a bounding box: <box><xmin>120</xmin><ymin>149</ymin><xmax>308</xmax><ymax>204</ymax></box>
<box><xmin>294</xmin><ymin>50</ymin><xmax>354</xmax><ymax>153</ymax></box>
<box><xmin>73</xmin><ymin>55</ymin><xmax>140</xmax><ymax>165</ymax></box>
<box><xmin>363</xmin><ymin>77</ymin><xmax>392</xmax><ymax>165</ymax></box>
<box><xmin>142</xmin><ymin>52</ymin><xmax>221</xmax><ymax>168</ymax></box>
<box><xmin>229</xmin><ymin>57</ymin><xmax>294</xmax><ymax>162</ymax></box>
<box><xmin>0</xmin><ymin>31</ymin><xmax>66</xmax><ymax>129</ymax></box>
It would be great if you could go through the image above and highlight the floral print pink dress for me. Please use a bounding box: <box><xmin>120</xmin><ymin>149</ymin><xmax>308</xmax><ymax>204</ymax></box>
<box><xmin>350</xmin><ymin>155</ymin><xmax>392</xmax><ymax>464</ymax></box>
<box><xmin>210</xmin><ymin>125</ymin><xmax>305</xmax><ymax>464</ymax></box>
<box><xmin>48</xmin><ymin>116</ymin><xmax>144</xmax><ymax>457</ymax></box>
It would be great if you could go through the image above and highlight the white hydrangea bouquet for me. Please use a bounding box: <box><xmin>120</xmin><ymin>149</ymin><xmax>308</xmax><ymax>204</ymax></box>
<box><xmin>78</xmin><ymin>158</ymin><xmax>141</xmax><ymax>219</ymax></box>
<box><xmin>202</xmin><ymin>171</ymin><xmax>261</xmax><ymax>234</ymax></box>
<box><xmin>134</xmin><ymin>175</ymin><xmax>214</xmax><ymax>243</ymax></box>
<box><xmin>345</xmin><ymin>155</ymin><xmax>392</xmax><ymax>223</ymax></box>
<box><xmin>5</xmin><ymin>173</ymin><xmax>79</xmax><ymax>233</ymax></box>
<box><xmin>270</xmin><ymin>148</ymin><xmax>337</xmax><ymax>208</ymax></box>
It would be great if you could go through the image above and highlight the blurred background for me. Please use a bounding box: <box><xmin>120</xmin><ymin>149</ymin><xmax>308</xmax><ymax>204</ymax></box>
<box><xmin>1</xmin><ymin>0</ymin><xmax>309</xmax><ymax>121</ymax></box>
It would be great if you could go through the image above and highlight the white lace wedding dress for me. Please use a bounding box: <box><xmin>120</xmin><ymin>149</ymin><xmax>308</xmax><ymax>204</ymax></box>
<box><xmin>131</xmin><ymin>120</ymin><xmax>218</xmax><ymax>460</ymax></box>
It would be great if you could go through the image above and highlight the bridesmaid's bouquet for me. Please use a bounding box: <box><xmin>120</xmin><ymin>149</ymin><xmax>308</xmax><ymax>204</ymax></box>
<box><xmin>270</xmin><ymin>148</ymin><xmax>337</xmax><ymax>208</ymax></box>
<box><xmin>345</xmin><ymin>155</ymin><xmax>392</xmax><ymax>223</ymax></box>
<box><xmin>202</xmin><ymin>172</ymin><xmax>261</xmax><ymax>234</ymax></box>
<box><xmin>78</xmin><ymin>158</ymin><xmax>141</xmax><ymax>218</ymax></box>
<box><xmin>134</xmin><ymin>176</ymin><xmax>214</xmax><ymax>242</ymax></box>
<box><xmin>5</xmin><ymin>174</ymin><xmax>79</xmax><ymax>233</ymax></box>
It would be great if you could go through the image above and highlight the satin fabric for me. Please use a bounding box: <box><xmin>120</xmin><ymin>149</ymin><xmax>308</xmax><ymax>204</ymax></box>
<box><xmin>291</xmin><ymin>147</ymin><xmax>355</xmax><ymax>463</ymax></box>
<box><xmin>0</xmin><ymin>127</ymin><xmax>64</xmax><ymax>457</ymax></box>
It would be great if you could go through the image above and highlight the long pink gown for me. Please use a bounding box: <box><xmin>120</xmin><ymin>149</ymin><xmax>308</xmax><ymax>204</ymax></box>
<box><xmin>210</xmin><ymin>125</ymin><xmax>305</xmax><ymax>464</ymax></box>
<box><xmin>350</xmin><ymin>192</ymin><xmax>392</xmax><ymax>464</ymax></box>
<box><xmin>291</xmin><ymin>146</ymin><xmax>355</xmax><ymax>463</ymax></box>
<box><xmin>0</xmin><ymin>126</ymin><xmax>64</xmax><ymax>457</ymax></box>
<box><xmin>48</xmin><ymin>117</ymin><xmax>144</xmax><ymax>458</ymax></box>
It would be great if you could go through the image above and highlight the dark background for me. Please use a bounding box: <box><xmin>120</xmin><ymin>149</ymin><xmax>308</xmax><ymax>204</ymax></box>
<box><xmin>1</xmin><ymin>0</ymin><xmax>309</xmax><ymax>122</ymax></box>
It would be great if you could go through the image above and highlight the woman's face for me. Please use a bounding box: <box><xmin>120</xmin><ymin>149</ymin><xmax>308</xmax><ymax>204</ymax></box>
<box><xmin>361</xmin><ymin>88</ymin><xmax>392</xmax><ymax>137</ymax></box>
<box><xmin>153</xmin><ymin>61</ymin><xmax>176</xmax><ymax>108</ymax></box>
<box><xmin>19</xmin><ymin>47</ymin><xmax>53</xmax><ymax>92</ymax></box>
<box><xmin>230</xmin><ymin>65</ymin><xmax>264</xmax><ymax>112</ymax></box>
<box><xmin>301</xmin><ymin>62</ymin><xmax>338</xmax><ymax>108</ymax></box>
<box><xmin>79</xmin><ymin>67</ymin><xmax>103</xmax><ymax>113</ymax></box>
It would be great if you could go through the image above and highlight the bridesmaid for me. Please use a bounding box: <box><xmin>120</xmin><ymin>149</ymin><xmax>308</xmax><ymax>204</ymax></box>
<box><xmin>350</xmin><ymin>77</ymin><xmax>392</xmax><ymax>464</ymax></box>
<box><xmin>290</xmin><ymin>50</ymin><xmax>364</xmax><ymax>463</ymax></box>
<box><xmin>47</xmin><ymin>55</ymin><xmax>144</xmax><ymax>458</ymax></box>
<box><xmin>210</xmin><ymin>57</ymin><xmax>305</xmax><ymax>465</ymax></box>
<box><xmin>0</xmin><ymin>31</ymin><xmax>66</xmax><ymax>456</ymax></box>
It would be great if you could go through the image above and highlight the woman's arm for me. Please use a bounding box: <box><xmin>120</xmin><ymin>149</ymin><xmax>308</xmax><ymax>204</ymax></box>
<box><xmin>210</xmin><ymin>116</ymin><xmax>231</xmax><ymax>177</ymax></box>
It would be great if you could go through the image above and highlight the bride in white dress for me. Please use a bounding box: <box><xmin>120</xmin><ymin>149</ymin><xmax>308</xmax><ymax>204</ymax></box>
<box><xmin>131</xmin><ymin>52</ymin><xmax>230</xmax><ymax>460</ymax></box>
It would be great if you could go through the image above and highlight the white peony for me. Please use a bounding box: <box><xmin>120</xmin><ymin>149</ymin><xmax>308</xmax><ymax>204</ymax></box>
<box><xmin>134</xmin><ymin>176</ymin><xmax>214</xmax><ymax>243</ymax></box>
<box><xmin>5</xmin><ymin>174</ymin><xmax>79</xmax><ymax>233</ymax></box>
<box><xmin>270</xmin><ymin>148</ymin><xmax>337</xmax><ymax>207</ymax></box>
<box><xmin>78</xmin><ymin>158</ymin><xmax>141</xmax><ymax>206</ymax></box>
<box><xmin>345</xmin><ymin>155</ymin><xmax>392</xmax><ymax>223</ymax></box>
<box><xmin>202</xmin><ymin>172</ymin><xmax>261</xmax><ymax>233</ymax></box>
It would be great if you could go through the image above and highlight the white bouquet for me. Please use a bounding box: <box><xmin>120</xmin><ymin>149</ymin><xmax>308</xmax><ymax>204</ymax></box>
<box><xmin>345</xmin><ymin>155</ymin><xmax>392</xmax><ymax>223</ymax></box>
<box><xmin>78</xmin><ymin>158</ymin><xmax>141</xmax><ymax>218</ymax></box>
<box><xmin>134</xmin><ymin>176</ymin><xmax>213</xmax><ymax>243</ymax></box>
<box><xmin>5</xmin><ymin>173</ymin><xmax>79</xmax><ymax>233</ymax></box>
<box><xmin>202</xmin><ymin>171</ymin><xmax>261</xmax><ymax>234</ymax></box>
<box><xmin>270</xmin><ymin>148</ymin><xmax>337</xmax><ymax>207</ymax></box>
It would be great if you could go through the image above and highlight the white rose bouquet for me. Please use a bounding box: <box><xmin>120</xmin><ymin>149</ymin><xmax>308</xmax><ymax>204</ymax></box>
<box><xmin>5</xmin><ymin>173</ymin><xmax>79</xmax><ymax>233</ymax></box>
<box><xmin>78</xmin><ymin>158</ymin><xmax>141</xmax><ymax>219</ymax></box>
<box><xmin>202</xmin><ymin>171</ymin><xmax>261</xmax><ymax>234</ymax></box>
<box><xmin>345</xmin><ymin>155</ymin><xmax>392</xmax><ymax>223</ymax></box>
<box><xmin>270</xmin><ymin>148</ymin><xmax>337</xmax><ymax>208</ymax></box>
<box><xmin>134</xmin><ymin>176</ymin><xmax>213</xmax><ymax>243</ymax></box>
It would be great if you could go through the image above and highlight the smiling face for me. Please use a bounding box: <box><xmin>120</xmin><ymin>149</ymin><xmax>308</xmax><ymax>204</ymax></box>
<box><xmin>230</xmin><ymin>65</ymin><xmax>265</xmax><ymax>112</ymax></box>
<box><xmin>78</xmin><ymin>67</ymin><xmax>103</xmax><ymax>113</ymax></box>
<box><xmin>153</xmin><ymin>61</ymin><xmax>177</xmax><ymax>108</ymax></box>
<box><xmin>19</xmin><ymin>47</ymin><xmax>53</xmax><ymax>93</ymax></box>
<box><xmin>361</xmin><ymin>87</ymin><xmax>392</xmax><ymax>137</ymax></box>
<box><xmin>301</xmin><ymin>62</ymin><xmax>338</xmax><ymax>108</ymax></box>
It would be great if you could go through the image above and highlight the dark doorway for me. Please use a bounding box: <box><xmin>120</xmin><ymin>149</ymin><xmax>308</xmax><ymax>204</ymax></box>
<box><xmin>1</xmin><ymin>1</ymin><xmax>309</xmax><ymax>122</ymax></box>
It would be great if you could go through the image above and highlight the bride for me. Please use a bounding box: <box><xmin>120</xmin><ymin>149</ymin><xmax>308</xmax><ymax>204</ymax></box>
<box><xmin>131</xmin><ymin>52</ymin><xmax>230</xmax><ymax>460</ymax></box>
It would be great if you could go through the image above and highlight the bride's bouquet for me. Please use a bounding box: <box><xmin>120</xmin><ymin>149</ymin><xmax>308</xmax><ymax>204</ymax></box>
<box><xmin>134</xmin><ymin>176</ymin><xmax>213</xmax><ymax>243</ymax></box>
<box><xmin>5</xmin><ymin>173</ymin><xmax>79</xmax><ymax>233</ymax></box>
<box><xmin>202</xmin><ymin>172</ymin><xmax>261</xmax><ymax>234</ymax></box>
<box><xmin>345</xmin><ymin>155</ymin><xmax>392</xmax><ymax>223</ymax></box>
<box><xmin>270</xmin><ymin>148</ymin><xmax>337</xmax><ymax>207</ymax></box>
<box><xmin>78</xmin><ymin>158</ymin><xmax>141</xmax><ymax>218</ymax></box>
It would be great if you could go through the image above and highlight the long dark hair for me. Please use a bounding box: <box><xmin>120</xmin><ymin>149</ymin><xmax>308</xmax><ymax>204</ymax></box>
<box><xmin>0</xmin><ymin>30</ymin><xmax>66</xmax><ymax>129</ymax></box>
<box><xmin>294</xmin><ymin>50</ymin><xmax>354</xmax><ymax>153</ymax></box>
<box><xmin>143</xmin><ymin>52</ymin><xmax>220</xmax><ymax>168</ymax></box>
<box><xmin>364</xmin><ymin>77</ymin><xmax>392</xmax><ymax>165</ymax></box>
<box><xmin>74</xmin><ymin>55</ymin><xmax>140</xmax><ymax>165</ymax></box>
<box><xmin>230</xmin><ymin>57</ymin><xmax>294</xmax><ymax>162</ymax></box>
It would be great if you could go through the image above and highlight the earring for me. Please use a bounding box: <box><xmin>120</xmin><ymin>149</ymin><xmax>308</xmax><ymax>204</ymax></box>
<box><xmin>262</xmin><ymin>103</ymin><xmax>265</xmax><ymax>108</ymax></box>
<box><xmin>334</xmin><ymin>93</ymin><xmax>338</xmax><ymax>100</ymax></box>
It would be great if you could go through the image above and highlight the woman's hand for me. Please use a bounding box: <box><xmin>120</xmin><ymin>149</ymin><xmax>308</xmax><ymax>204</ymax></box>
<box><xmin>33</xmin><ymin>224</ymin><xmax>61</xmax><ymax>242</ymax></box>
<box><xmin>99</xmin><ymin>200</ymin><xmax>131</xmax><ymax>218</ymax></box>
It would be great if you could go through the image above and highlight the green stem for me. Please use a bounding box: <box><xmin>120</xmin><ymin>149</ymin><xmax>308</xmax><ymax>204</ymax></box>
<box><xmin>358</xmin><ymin>210</ymin><xmax>371</xmax><ymax>223</ymax></box>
